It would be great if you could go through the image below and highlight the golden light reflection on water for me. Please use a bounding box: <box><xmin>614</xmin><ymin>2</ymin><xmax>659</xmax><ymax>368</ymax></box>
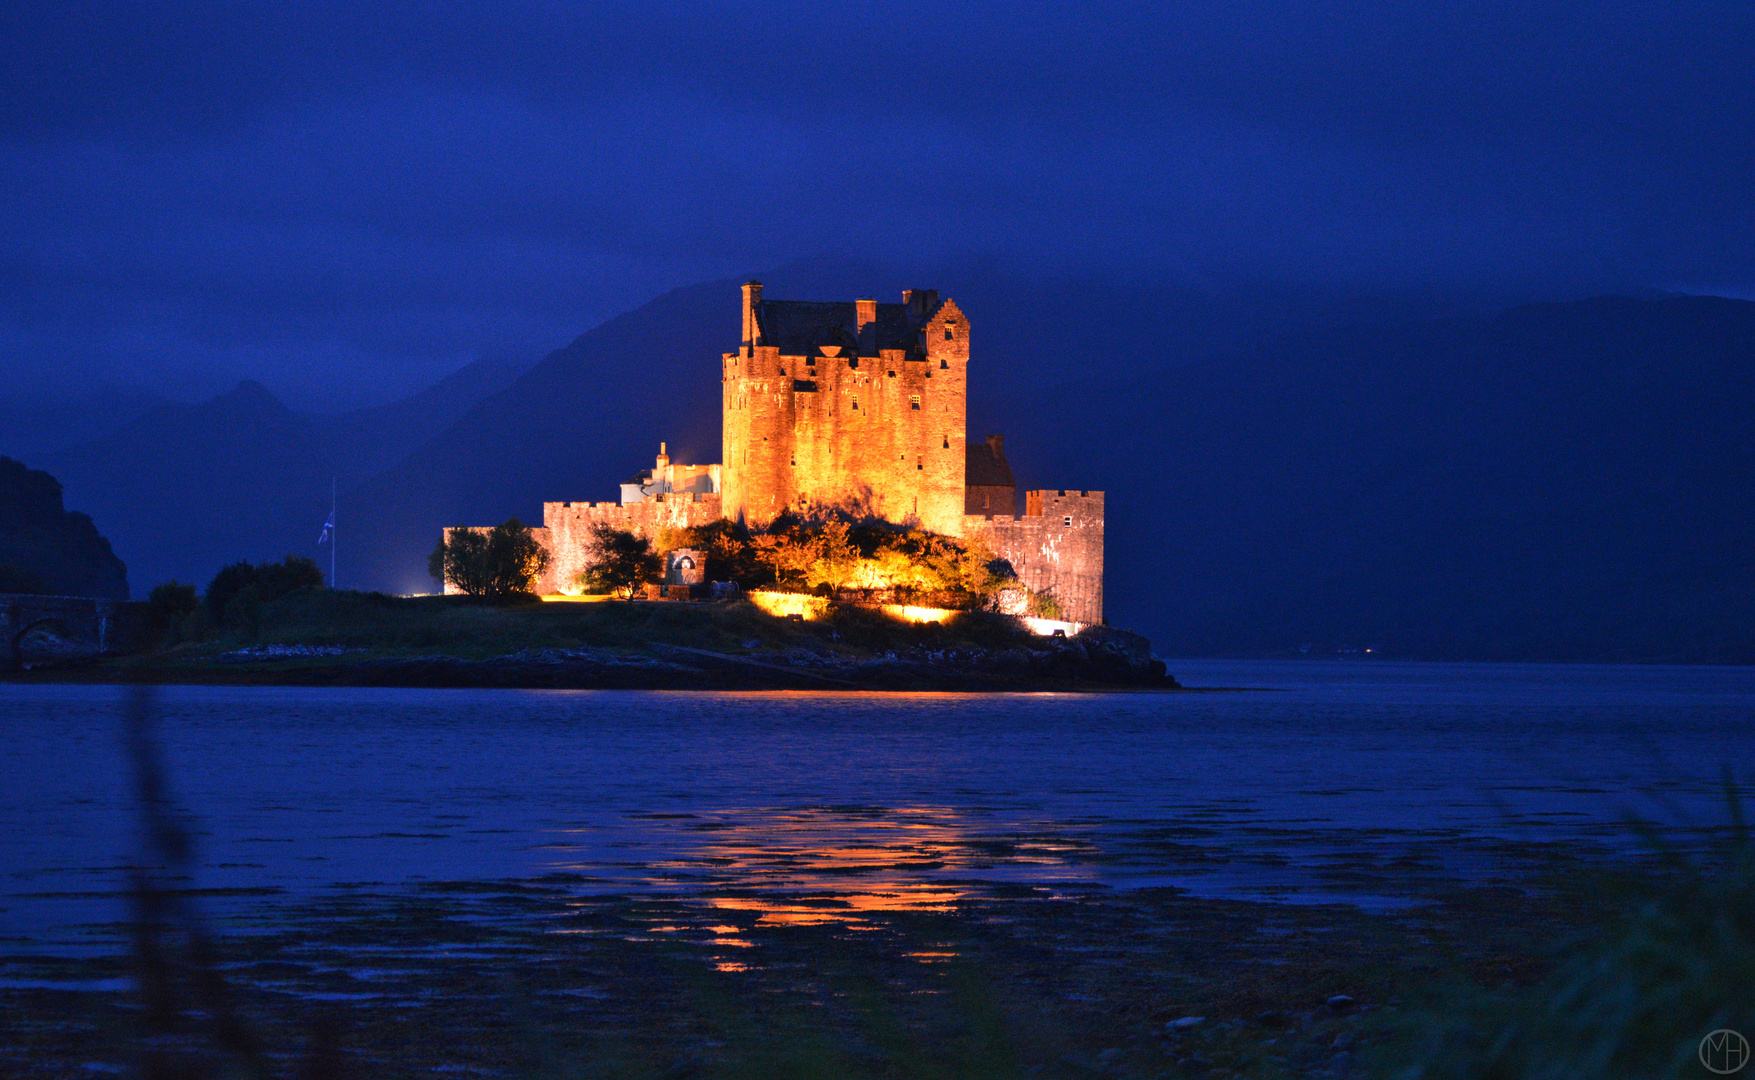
<box><xmin>544</xmin><ymin>804</ymin><xmax>1098</xmax><ymax>929</ymax></box>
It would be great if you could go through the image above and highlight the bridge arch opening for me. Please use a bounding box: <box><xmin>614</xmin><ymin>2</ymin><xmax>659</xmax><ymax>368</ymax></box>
<box><xmin>10</xmin><ymin>617</ymin><xmax>79</xmax><ymax>668</ymax></box>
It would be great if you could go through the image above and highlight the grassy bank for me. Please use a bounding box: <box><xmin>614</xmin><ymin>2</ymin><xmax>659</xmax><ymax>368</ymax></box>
<box><xmin>29</xmin><ymin>589</ymin><xmax>1172</xmax><ymax>690</ymax></box>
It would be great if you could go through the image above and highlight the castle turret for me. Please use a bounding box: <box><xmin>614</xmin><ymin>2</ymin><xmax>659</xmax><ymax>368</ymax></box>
<box><xmin>740</xmin><ymin>281</ymin><xmax>762</xmax><ymax>355</ymax></box>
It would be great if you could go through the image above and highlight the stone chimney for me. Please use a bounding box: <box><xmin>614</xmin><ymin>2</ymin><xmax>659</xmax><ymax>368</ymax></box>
<box><xmin>986</xmin><ymin>433</ymin><xmax>1004</xmax><ymax>457</ymax></box>
<box><xmin>903</xmin><ymin>289</ymin><xmax>938</xmax><ymax>321</ymax></box>
<box><xmin>656</xmin><ymin>442</ymin><xmax>670</xmax><ymax>471</ymax></box>
<box><xmin>741</xmin><ymin>281</ymin><xmax>763</xmax><ymax>356</ymax></box>
<box><xmin>856</xmin><ymin>297</ymin><xmax>877</xmax><ymax>354</ymax></box>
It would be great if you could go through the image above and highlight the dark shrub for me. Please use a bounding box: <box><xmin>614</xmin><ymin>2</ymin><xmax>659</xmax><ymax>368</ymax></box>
<box><xmin>0</xmin><ymin>564</ymin><xmax>47</xmax><ymax>594</ymax></box>
<box><xmin>202</xmin><ymin>556</ymin><xmax>326</xmax><ymax>629</ymax></box>
<box><xmin>144</xmin><ymin>581</ymin><xmax>199</xmax><ymax>637</ymax></box>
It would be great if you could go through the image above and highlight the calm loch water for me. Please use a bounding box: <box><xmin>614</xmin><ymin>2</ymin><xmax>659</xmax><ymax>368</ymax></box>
<box><xmin>3</xmin><ymin>660</ymin><xmax>1753</xmax><ymax>952</ymax></box>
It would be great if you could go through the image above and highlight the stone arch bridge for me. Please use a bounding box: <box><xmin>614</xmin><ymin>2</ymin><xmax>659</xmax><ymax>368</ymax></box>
<box><xmin>2</xmin><ymin>594</ymin><xmax>139</xmax><ymax>670</ymax></box>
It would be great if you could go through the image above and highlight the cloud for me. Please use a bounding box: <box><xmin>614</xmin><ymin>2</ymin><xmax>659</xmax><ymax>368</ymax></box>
<box><xmin>1</xmin><ymin>0</ymin><xmax>1751</xmax><ymax>409</ymax></box>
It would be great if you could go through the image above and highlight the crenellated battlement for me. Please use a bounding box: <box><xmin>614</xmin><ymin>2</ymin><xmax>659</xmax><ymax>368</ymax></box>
<box><xmin>722</xmin><ymin>284</ymin><xmax>968</xmax><ymax>535</ymax></box>
<box><xmin>964</xmin><ymin>490</ymin><xmax>1105</xmax><ymax>625</ymax></box>
<box><xmin>445</xmin><ymin>283</ymin><xmax>1106</xmax><ymax>621</ymax></box>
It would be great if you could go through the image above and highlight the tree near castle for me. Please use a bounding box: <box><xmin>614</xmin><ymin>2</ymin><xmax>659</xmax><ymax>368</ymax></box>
<box><xmin>576</xmin><ymin>523</ymin><xmax>662</xmax><ymax>600</ymax></box>
<box><xmin>430</xmin><ymin>519</ymin><xmax>550</xmax><ymax>601</ymax></box>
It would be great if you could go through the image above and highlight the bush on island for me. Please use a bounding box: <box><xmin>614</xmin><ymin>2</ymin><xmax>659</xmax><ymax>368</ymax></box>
<box><xmin>203</xmin><ymin>555</ymin><xmax>327</xmax><ymax>630</ymax></box>
<box><xmin>143</xmin><ymin>581</ymin><xmax>199</xmax><ymax>640</ymax></box>
<box><xmin>575</xmin><ymin>523</ymin><xmax>662</xmax><ymax>600</ymax></box>
<box><xmin>653</xmin><ymin>514</ymin><xmax>1014</xmax><ymax>610</ymax></box>
<box><xmin>429</xmin><ymin>518</ymin><xmax>549</xmax><ymax>602</ymax></box>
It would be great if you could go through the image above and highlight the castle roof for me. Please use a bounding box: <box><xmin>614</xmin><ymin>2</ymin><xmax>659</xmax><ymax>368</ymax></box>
<box><xmin>965</xmin><ymin>439</ymin><xmax>1016</xmax><ymax>489</ymax></box>
<box><xmin>756</xmin><ymin>299</ymin><xmax>939</xmax><ymax>355</ymax></box>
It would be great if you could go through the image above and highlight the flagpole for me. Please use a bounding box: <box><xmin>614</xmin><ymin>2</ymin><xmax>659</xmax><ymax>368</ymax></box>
<box><xmin>330</xmin><ymin>477</ymin><xmax>337</xmax><ymax>590</ymax></box>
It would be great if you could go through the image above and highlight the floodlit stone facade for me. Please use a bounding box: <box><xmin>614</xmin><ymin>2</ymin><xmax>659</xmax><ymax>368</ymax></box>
<box><xmin>445</xmin><ymin>283</ymin><xmax>1105</xmax><ymax>622</ymax></box>
<box><xmin>723</xmin><ymin>283</ymin><xmax>968</xmax><ymax>535</ymax></box>
<box><xmin>965</xmin><ymin>490</ymin><xmax>1105</xmax><ymax>627</ymax></box>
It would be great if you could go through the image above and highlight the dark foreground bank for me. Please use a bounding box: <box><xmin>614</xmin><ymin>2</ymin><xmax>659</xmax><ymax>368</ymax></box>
<box><xmin>7</xmin><ymin>588</ymin><xmax>1180</xmax><ymax>691</ymax></box>
<box><xmin>7</xmin><ymin>831</ymin><xmax>1749</xmax><ymax>1080</ymax></box>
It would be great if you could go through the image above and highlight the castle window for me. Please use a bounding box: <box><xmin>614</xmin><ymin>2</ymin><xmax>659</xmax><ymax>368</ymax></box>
<box><xmin>910</xmin><ymin>395</ymin><xmax>920</xmax><ymax>410</ymax></box>
<box><xmin>887</xmin><ymin>370</ymin><xmax>896</xmax><ymax>378</ymax></box>
<box><xmin>917</xmin><ymin>456</ymin><xmax>924</xmax><ymax>470</ymax></box>
<box><xmin>675</xmin><ymin>555</ymin><xmax>695</xmax><ymax>570</ymax></box>
<box><xmin>942</xmin><ymin>436</ymin><xmax>949</xmax><ymax>448</ymax></box>
<box><xmin>944</xmin><ymin>328</ymin><xmax>953</xmax><ymax>340</ymax></box>
<box><xmin>851</xmin><ymin>396</ymin><xmax>858</xmax><ymax>409</ymax></box>
<box><xmin>1064</xmin><ymin>516</ymin><xmax>1073</xmax><ymax>527</ymax></box>
<box><xmin>940</xmin><ymin>359</ymin><xmax>949</xmax><ymax>369</ymax></box>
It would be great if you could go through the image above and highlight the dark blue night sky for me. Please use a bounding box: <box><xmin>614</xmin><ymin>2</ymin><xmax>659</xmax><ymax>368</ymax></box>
<box><xmin>4</xmin><ymin>0</ymin><xmax>1752</xmax><ymax>409</ymax></box>
<box><xmin>4</xmin><ymin>1</ymin><xmax>1753</xmax><ymax>659</ymax></box>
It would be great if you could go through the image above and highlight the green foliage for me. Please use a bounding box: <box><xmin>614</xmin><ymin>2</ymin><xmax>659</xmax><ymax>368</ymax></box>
<box><xmin>658</xmin><ymin>519</ymin><xmax>769</xmax><ymax>587</ymax></box>
<box><xmin>202</xmin><ymin>555</ymin><xmax>326</xmax><ymax>631</ymax></box>
<box><xmin>143</xmin><ymin>581</ymin><xmax>199</xmax><ymax>639</ymax></box>
<box><xmin>577</xmin><ymin>523</ymin><xmax>662</xmax><ymax>599</ymax></box>
<box><xmin>435</xmin><ymin>519</ymin><xmax>550</xmax><ymax>601</ymax></box>
<box><xmin>0</xmin><ymin>563</ymin><xmax>47</xmax><ymax>594</ymax></box>
<box><xmin>707</xmin><ymin>518</ymin><xmax>1014</xmax><ymax>607</ymax></box>
<box><xmin>1380</xmin><ymin>797</ymin><xmax>1755</xmax><ymax>1080</ymax></box>
<box><xmin>1026</xmin><ymin>590</ymin><xmax>1064</xmax><ymax>621</ymax></box>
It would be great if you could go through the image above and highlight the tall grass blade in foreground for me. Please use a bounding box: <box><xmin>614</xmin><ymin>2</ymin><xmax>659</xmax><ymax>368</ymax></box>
<box><xmin>1382</xmin><ymin>782</ymin><xmax>1755</xmax><ymax>1080</ymax></box>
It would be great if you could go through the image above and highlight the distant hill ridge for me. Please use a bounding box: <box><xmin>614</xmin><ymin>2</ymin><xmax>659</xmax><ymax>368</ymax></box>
<box><xmin>21</xmin><ymin>277</ymin><xmax>1755</xmax><ymax>661</ymax></box>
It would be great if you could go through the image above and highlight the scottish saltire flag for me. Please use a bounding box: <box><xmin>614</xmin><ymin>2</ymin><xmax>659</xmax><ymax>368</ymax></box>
<box><xmin>318</xmin><ymin>512</ymin><xmax>334</xmax><ymax>545</ymax></box>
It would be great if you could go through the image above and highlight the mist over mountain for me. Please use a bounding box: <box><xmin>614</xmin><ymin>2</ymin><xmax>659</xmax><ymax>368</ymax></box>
<box><xmin>36</xmin><ymin>350</ymin><xmax>535</xmax><ymax>591</ymax></box>
<box><xmin>995</xmin><ymin>294</ymin><xmax>1755</xmax><ymax>661</ymax></box>
<box><xmin>0</xmin><ymin>388</ymin><xmax>172</xmax><ymax>461</ymax></box>
<box><xmin>20</xmin><ymin>267</ymin><xmax>1752</xmax><ymax>662</ymax></box>
<box><xmin>338</xmin><ymin>262</ymin><xmax>1499</xmax><ymax>594</ymax></box>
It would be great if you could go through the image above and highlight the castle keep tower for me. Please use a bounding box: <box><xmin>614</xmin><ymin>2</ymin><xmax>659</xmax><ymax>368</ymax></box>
<box><xmin>722</xmin><ymin>282</ymin><xmax>969</xmax><ymax>535</ymax></box>
<box><xmin>449</xmin><ymin>280</ymin><xmax>1104</xmax><ymax>625</ymax></box>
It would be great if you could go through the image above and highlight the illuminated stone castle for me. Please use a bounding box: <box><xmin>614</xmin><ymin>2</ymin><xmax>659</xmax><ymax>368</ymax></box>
<box><xmin>454</xmin><ymin>283</ymin><xmax>1106</xmax><ymax>624</ymax></box>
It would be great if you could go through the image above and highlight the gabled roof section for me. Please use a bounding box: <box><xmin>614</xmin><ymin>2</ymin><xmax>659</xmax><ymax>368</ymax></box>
<box><xmin>965</xmin><ymin>440</ymin><xmax>1016</xmax><ymax>488</ymax></box>
<box><xmin>755</xmin><ymin>294</ymin><xmax>947</xmax><ymax>355</ymax></box>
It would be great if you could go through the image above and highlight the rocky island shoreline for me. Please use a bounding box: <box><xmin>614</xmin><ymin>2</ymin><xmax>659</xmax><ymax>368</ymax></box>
<box><xmin>7</xmin><ymin>590</ymin><xmax>1182</xmax><ymax>692</ymax></box>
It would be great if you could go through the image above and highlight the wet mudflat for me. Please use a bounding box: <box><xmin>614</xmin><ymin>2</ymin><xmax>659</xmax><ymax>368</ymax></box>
<box><xmin>2</xmin><ymin>663</ymin><xmax>1751</xmax><ymax>1076</ymax></box>
<box><xmin>1</xmin><ymin>862</ymin><xmax>1593</xmax><ymax>1078</ymax></box>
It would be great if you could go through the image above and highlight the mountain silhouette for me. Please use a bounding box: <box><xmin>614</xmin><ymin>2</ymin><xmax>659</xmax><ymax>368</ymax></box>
<box><xmin>41</xmin><ymin>350</ymin><xmax>534</xmax><ymax>592</ymax></box>
<box><xmin>0</xmin><ymin>456</ymin><xmax>129</xmax><ymax>599</ymax></box>
<box><xmin>997</xmin><ymin>294</ymin><xmax>1755</xmax><ymax>661</ymax></box>
<box><xmin>25</xmin><ymin>268</ymin><xmax>1753</xmax><ymax>662</ymax></box>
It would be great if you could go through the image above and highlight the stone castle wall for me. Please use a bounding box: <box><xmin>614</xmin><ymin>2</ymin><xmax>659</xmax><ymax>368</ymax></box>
<box><xmin>541</xmin><ymin>493</ymin><xmax>722</xmax><ymax>595</ymax></box>
<box><xmin>722</xmin><ymin>285</ymin><xmax>969</xmax><ymax>535</ymax></box>
<box><xmin>966</xmin><ymin>490</ymin><xmax>1105</xmax><ymax>626</ymax></box>
<box><xmin>442</xmin><ymin>284</ymin><xmax>1107</xmax><ymax>625</ymax></box>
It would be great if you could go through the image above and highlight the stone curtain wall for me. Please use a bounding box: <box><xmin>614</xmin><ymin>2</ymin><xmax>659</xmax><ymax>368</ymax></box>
<box><xmin>541</xmin><ymin>493</ymin><xmax>721</xmax><ymax>595</ymax></box>
<box><xmin>722</xmin><ymin>289</ymin><xmax>969</xmax><ymax>536</ymax></box>
<box><xmin>966</xmin><ymin>490</ymin><xmax>1105</xmax><ymax>625</ymax></box>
